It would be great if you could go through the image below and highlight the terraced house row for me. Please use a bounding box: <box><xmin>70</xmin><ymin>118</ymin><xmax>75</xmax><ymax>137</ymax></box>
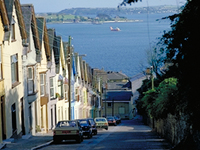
<box><xmin>0</xmin><ymin>0</ymin><xmax>103</xmax><ymax>143</ymax></box>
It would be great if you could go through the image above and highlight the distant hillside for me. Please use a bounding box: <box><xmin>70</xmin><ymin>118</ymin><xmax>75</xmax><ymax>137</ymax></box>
<box><xmin>57</xmin><ymin>6</ymin><xmax>178</xmax><ymax>16</ymax></box>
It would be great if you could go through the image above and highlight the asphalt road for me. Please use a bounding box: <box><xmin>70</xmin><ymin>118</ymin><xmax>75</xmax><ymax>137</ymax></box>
<box><xmin>39</xmin><ymin>117</ymin><xmax>172</xmax><ymax>150</ymax></box>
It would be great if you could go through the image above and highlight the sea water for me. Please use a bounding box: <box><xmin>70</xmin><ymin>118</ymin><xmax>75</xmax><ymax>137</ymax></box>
<box><xmin>47</xmin><ymin>13</ymin><xmax>172</xmax><ymax>77</ymax></box>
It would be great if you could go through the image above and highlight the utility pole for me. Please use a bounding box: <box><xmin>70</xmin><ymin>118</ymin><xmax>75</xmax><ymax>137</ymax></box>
<box><xmin>151</xmin><ymin>66</ymin><xmax>154</xmax><ymax>90</ymax></box>
<box><xmin>68</xmin><ymin>36</ymin><xmax>72</xmax><ymax>120</ymax></box>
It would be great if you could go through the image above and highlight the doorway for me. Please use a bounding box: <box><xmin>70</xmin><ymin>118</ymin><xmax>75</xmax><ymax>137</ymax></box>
<box><xmin>1</xmin><ymin>96</ymin><xmax>6</xmax><ymax>139</ymax></box>
<box><xmin>20</xmin><ymin>98</ymin><xmax>25</xmax><ymax>135</ymax></box>
<box><xmin>11</xmin><ymin>103</ymin><xmax>17</xmax><ymax>135</ymax></box>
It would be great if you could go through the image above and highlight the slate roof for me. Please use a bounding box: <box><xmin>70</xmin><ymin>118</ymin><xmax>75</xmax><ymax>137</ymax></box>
<box><xmin>21</xmin><ymin>5</ymin><xmax>32</xmax><ymax>40</ymax></box>
<box><xmin>53</xmin><ymin>35</ymin><xmax>59</xmax><ymax>65</ymax></box>
<box><xmin>107</xmin><ymin>81</ymin><xmax>131</xmax><ymax>90</ymax></box>
<box><xmin>21</xmin><ymin>4</ymin><xmax>40</xmax><ymax>51</ymax></box>
<box><xmin>4</xmin><ymin>0</ymin><xmax>14</xmax><ymax>24</ymax></box>
<box><xmin>107</xmin><ymin>71</ymin><xmax>129</xmax><ymax>80</ymax></box>
<box><xmin>36</xmin><ymin>17</ymin><xmax>44</xmax><ymax>47</ymax></box>
<box><xmin>4</xmin><ymin>0</ymin><xmax>27</xmax><ymax>41</ymax></box>
<box><xmin>130</xmin><ymin>73</ymin><xmax>146</xmax><ymax>82</ymax></box>
<box><xmin>47</xmin><ymin>28</ymin><xmax>55</xmax><ymax>59</ymax></box>
<box><xmin>0</xmin><ymin>0</ymin><xmax>9</xmax><ymax>30</ymax></box>
<box><xmin>104</xmin><ymin>91</ymin><xmax>133</xmax><ymax>101</ymax></box>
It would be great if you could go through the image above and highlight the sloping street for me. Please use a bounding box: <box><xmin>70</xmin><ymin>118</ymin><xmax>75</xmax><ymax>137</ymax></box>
<box><xmin>39</xmin><ymin>116</ymin><xmax>172</xmax><ymax>150</ymax></box>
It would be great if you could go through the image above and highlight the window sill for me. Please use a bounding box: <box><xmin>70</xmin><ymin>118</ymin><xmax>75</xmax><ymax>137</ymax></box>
<box><xmin>58</xmin><ymin>97</ymin><xmax>64</xmax><ymax>100</ymax></box>
<box><xmin>12</xmin><ymin>81</ymin><xmax>21</xmax><ymax>89</ymax></box>
<box><xmin>11</xmin><ymin>39</ymin><xmax>16</xmax><ymax>42</ymax></box>
<box><xmin>28</xmin><ymin>91</ymin><xmax>38</xmax><ymax>96</ymax></box>
<box><xmin>50</xmin><ymin>97</ymin><xmax>57</xmax><ymax>100</ymax></box>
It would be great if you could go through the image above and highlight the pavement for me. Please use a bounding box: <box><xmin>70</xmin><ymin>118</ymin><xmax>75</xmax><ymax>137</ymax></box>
<box><xmin>1</xmin><ymin>131</ymin><xmax>53</xmax><ymax>150</ymax></box>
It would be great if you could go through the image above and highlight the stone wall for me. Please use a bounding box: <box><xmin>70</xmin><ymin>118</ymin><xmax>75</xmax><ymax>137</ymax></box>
<box><xmin>146</xmin><ymin>114</ymin><xmax>189</xmax><ymax>145</ymax></box>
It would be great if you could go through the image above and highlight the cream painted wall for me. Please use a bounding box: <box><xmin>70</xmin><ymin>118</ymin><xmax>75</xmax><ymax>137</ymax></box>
<box><xmin>0</xmin><ymin>14</ymin><xmax>4</xmax><ymax>144</ymax></box>
<box><xmin>3</xmin><ymin>6</ymin><xmax>24</xmax><ymax>138</ymax></box>
<box><xmin>37</xmin><ymin>41</ymin><xmax>48</xmax><ymax>132</ymax></box>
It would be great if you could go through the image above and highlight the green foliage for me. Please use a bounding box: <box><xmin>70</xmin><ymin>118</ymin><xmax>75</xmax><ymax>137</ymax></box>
<box><xmin>159</xmin><ymin>0</ymin><xmax>200</xmax><ymax>129</ymax></box>
<box><xmin>140</xmin><ymin>78</ymin><xmax>178</xmax><ymax>119</ymax></box>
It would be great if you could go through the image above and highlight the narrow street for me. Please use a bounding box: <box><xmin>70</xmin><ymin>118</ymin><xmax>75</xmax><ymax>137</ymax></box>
<box><xmin>40</xmin><ymin>116</ymin><xmax>172</xmax><ymax>150</ymax></box>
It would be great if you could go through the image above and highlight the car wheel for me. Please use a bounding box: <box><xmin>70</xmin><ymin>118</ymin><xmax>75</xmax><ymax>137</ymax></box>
<box><xmin>114</xmin><ymin>123</ymin><xmax>117</xmax><ymax>126</ymax></box>
<box><xmin>90</xmin><ymin>132</ymin><xmax>93</xmax><ymax>138</ymax></box>
<box><xmin>53</xmin><ymin>138</ymin><xmax>61</xmax><ymax>144</ymax></box>
<box><xmin>87</xmin><ymin>134</ymin><xmax>90</xmax><ymax>139</ymax></box>
<box><xmin>76</xmin><ymin>136</ymin><xmax>82</xmax><ymax>143</ymax></box>
<box><xmin>94</xmin><ymin>130</ymin><xmax>97</xmax><ymax>135</ymax></box>
<box><xmin>105</xmin><ymin>128</ymin><xmax>108</xmax><ymax>130</ymax></box>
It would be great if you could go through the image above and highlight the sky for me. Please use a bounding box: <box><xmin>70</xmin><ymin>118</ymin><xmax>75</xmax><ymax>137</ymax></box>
<box><xmin>19</xmin><ymin>0</ymin><xmax>187</xmax><ymax>13</ymax></box>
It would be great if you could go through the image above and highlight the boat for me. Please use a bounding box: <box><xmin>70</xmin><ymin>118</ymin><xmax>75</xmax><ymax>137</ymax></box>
<box><xmin>110</xmin><ymin>27</ymin><xmax>120</xmax><ymax>31</ymax></box>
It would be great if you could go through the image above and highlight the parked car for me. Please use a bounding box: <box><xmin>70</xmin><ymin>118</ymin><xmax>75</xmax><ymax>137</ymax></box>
<box><xmin>87</xmin><ymin>118</ymin><xmax>98</xmax><ymax>135</ymax></box>
<box><xmin>53</xmin><ymin>120</ymin><xmax>83</xmax><ymax>143</ymax></box>
<box><xmin>114</xmin><ymin>116</ymin><xmax>121</xmax><ymax>124</ymax></box>
<box><xmin>106</xmin><ymin>116</ymin><xmax>117</xmax><ymax>126</ymax></box>
<box><xmin>94</xmin><ymin>117</ymin><xmax>108</xmax><ymax>130</ymax></box>
<box><xmin>77</xmin><ymin>119</ymin><xmax>93</xmax><ymax>139</ymax></box>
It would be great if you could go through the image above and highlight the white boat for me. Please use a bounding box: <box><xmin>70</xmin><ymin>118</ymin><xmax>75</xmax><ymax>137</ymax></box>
<box><xmin>110</xmin><ymin>27</ymin><xmax>120</xmax><ymax>31</ymax></box>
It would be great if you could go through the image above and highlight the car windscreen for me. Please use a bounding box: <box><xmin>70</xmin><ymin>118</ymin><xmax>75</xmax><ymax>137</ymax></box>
<box><xmin>95</xmin><ymin>118</ymin><xmax>106</xmax><ymax>122</ymax></box>
<box><xmin>56</xmin><ymin>121</ymin><xmax>77</xmax><ymax>127</ymax></box>
<box><xmin>107</xmin><ymin>118</ymin><xmax>114</xmax><ymax>120</ymax></box>
<box><xmin>79</xmin><ymin>120</ymin><xmax>88</xmax><ymax>125</ymax></box>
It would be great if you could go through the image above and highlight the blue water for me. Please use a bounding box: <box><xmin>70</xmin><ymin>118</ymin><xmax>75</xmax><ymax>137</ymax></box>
<box><xmin>47</xmin><ymin>13</ymin><xmax>172</xmax><ymax>77</ymax></box>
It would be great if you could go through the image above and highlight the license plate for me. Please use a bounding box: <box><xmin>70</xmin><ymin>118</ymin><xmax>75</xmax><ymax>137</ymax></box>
<box><xmin>62</xmin><ymin>131</ymin><xmax>71</xmax><ymax>134</ymax></box>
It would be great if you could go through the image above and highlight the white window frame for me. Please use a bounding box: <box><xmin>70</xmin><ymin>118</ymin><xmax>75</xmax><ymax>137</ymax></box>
<box><xmin>40</xmin><ymin>74</ymin><xmax>46</xmax><ymax>96</ymax></box>
<box><xmin>27</xmin><ymin>67</ymin><xmax>34</xmax><ymax>94</ymax></box>
<box><xmin>11</xmin><ymin>54</ymin><xmax>18</xmax><ymax>84</ymax></box>
<box><xmin>50</xmin><ymin>77</ymin><xmax>55</xmax><ymax>99</ymax></box>
<box><xmin>58</xmin><ymin>80</ymin><xmax>63</xmax><ymax>99</ymax></box>
<box><xmin>64</xmin><ymin>84</ymin><xmax>68</xmax><ymax>101</ymax></box>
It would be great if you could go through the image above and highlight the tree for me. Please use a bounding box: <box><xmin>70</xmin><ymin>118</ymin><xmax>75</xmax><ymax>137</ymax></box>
<box><xmin>160</xmin><ymin>0</ymin><xmax>200</xmax><ymax>131</ymax></box>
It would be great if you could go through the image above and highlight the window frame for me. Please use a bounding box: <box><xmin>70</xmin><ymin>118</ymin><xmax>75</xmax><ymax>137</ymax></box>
<box><xmin>27</xmin><ymin>67</ymin><xmax>34</xmax><ymax>94</ymax></box>
<box><xmin>58</xmin><ymin>80</ymin><xmax>63</xmax><ymax>99</ymax></box>
<box><xmin>40</xmin><ymin>73</ymin><xmax>46</xmax><ymax>96</ymax></box>
<box><xmin>11</xmin><ymin>54</ymin><xmax>19</xmax><ymax>85</ymax></box>
<box><xmin>50</xmin><ymin>77</ymin><xmax>55</xmax><ymax>99</ymax></box>
<box><xmin>64</xmin><ymin>84</ymin><xmax>68</xmax><ymax>101</ymax></box>
<box><xmin>107</xmin><ymin>102</ymin><xmax>112</xmax><ymax>107</ymax></box>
